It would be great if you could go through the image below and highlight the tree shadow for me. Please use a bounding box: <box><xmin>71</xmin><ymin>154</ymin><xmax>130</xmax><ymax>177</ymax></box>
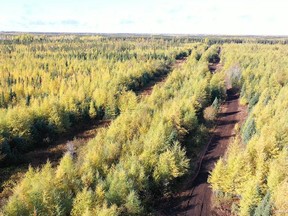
<box><xmin>217</xmin><ymin>119</ymin><xmax>239</xmax><ymax>126</ymax></box>
<box><xmin>218</xmin><ymin>111</ymin><xmax>239</xmax><ymax>118</ymax></box>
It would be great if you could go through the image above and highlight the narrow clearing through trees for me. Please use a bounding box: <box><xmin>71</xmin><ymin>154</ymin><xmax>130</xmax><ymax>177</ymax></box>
<box><xmin>136</xmin><ymin>58</ymin><xmax>186</xmax><ymax>97</ymax></box>
<box><xmin>0</xmin><ymin>58</ymin><xmax>186</xmax><ymax>207</ymax></box>
<box><xmin>160</xmin><ymin>87</ymin><xmax>244</xmax><ymax>215</ymax></box>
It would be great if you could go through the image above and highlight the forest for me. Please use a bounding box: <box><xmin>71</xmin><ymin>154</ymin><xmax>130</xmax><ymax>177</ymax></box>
<box><xmin>0</xmin><ymin>34</ymin><xmax>192</xmax><ymax>163</ymax></box>
<box><xmin>0</xmin><ymin>34</ymin><xmax>287</xmax><ymax>215</ymax></box>
<box><xmin>209</xmin><ymin>43</ymin><xmax>288</xmax><ymax>215</ymax></box>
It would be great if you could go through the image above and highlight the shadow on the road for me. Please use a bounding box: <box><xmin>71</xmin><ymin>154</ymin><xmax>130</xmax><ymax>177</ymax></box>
<box><xmin>218</xmin><ymin>111</ymin><xmax>239</xmax><ymax>117</ymax></box>
<box><xmin>217</xmin><ymin>119</ymin><xmax>238</xmax><ymax>126</ymax></box>
<box><xmin>157</xmin><ymin>89</ymin><xmax>241</xmax><ymax>216</ymax></box>
<box><xmin>172</xmin><ymin>203</ymin><xmax>199</xmax><ymax>215</ymax></box>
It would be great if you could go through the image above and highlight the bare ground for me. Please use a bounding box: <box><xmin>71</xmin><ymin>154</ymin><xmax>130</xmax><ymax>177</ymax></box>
<box><xmin>159</xmin><ymin>88</ymin><xmax>245</xmax><ymax>216</ymax></box>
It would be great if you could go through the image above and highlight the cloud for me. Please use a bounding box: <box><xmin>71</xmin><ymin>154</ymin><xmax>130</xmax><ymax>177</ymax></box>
<box><xmin>61</xmin><ymin>20</ymin><xmax>79</xmax><ymax>25</ymax></box>
<box><xmin>120</xmin><ymin>19</ymin><xmax>134</xmax><ymax>25</ymax></box>
<box><xmin>28</xmin><ymin>19</ymin><xmax>79</xmax><ymax>26</ymax></box>
<box><xmin>0</xmin><ymin>0</ymin><xmax>288</xmax><ymax>35</ymax></box>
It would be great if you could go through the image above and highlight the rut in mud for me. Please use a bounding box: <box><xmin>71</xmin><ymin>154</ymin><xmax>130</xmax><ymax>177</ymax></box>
<box><xmin>160</xmin><ymin>88</ymin><xmax>244</xmax><ymax>216</ymax></box>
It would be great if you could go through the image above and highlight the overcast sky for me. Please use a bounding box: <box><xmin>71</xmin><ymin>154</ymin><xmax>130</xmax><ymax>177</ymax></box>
<box><xmin>0</xmin><ymin>0</ymin><xmax>287</xmax><ymax>35</ymax></box>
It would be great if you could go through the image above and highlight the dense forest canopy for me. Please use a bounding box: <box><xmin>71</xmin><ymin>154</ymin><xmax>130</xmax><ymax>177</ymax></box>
<box><xmin>0</xmin><ymin>34</ymin><xmax>193</xmax><ymax>163</ymax></box>
<box><xmin>0</xmin><ymin>34</ymin><xmax>288</xmax><ymax>215</ymax></box>
<box><xmin>209</xmin><ymin>43</ymin><xmax>288</xmax><ymax>215</ymax></box>
<box><xmin>0</xmin><ymin>34</ymin><xmax>226</xmax><ymax>215</ymax></box>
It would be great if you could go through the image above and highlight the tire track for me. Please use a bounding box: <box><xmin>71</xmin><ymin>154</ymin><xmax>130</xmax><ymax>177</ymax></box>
<box><xmin>160</xmin><ymin>89</ymin><xmax>242</xmax><ymax>216</ymax></box>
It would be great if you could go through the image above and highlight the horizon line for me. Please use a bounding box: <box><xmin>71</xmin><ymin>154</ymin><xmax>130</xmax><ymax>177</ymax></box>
<box><xmin>1</xmin><ymin>31</ymin><xmax>288</xmax><ymax>38</ymax></box>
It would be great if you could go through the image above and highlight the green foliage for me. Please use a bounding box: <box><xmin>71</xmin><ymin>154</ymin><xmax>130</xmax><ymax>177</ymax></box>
<box><xmin>71</xmin><ymin>188</ymin><xmax>94</xmax><ymax>216</ymax></box>
<box><xmin>55</xmin><ymin>153</ymin><xmax>79</xmax><ymax>196</ymax></box>
<box><xmin>93</xmin><ymin>203</ymin><xmax>119</xmax><ymax>216</ymax></box>
<box><xmin>106</xmin><ymin>166</ymin><xmax>134</xmax><ymax>206</ymax></box>
<box><xmin>212</xmin><ymin>97</ymin><xmax>220</xmax><ymax>111</ymax></box>
<box><xmin>242</xmin><ymin>114</ymin><xmax>256</xmax><ymax>144</ymax></box>
<box><xmin>201</xmin><ymin>45</ymin><xmax>220</xmax><ymax>63</ymax></box>
<box><xmin>208</xmin><ymin>158</ymin><xmax>225</xmax><ymax>192</ymax></box>
<box><xmin>88</xmin><ymin>100</ymin><xmax>97</xmax><ymax>119</ymax></box>
<box><xmin>48</xmin><ymin>103</ymin><xmax>71</xmax><ymax>133</ymax></box>
<box><xmin>253</xmin><ymin>192</ymin><xmax>272</xmax><ymax>216</ymax></box>
<box><xmin>1</xmin><ymin>140</ymin><xmax>12</xmax><ymax>161</ymax></box>
<box><xmin>30</xmin><ymin>117</ymin><xmax>56</xmax><ymax>146</ymax></box>
<box><xmin>118</xmin><ymin>91</ymin><xmax>138</xmax><ymax>113</ymax></box>
<box><xmin>210</xmin><ymin>43</ymin><xmax>288</xmax><ymax>215</ymax></box>
<box><xmin>209</xmin><ymin>71</ymin><xmax>226</xmax><ymax>101</ymax></box>
<box><xmin>153</xmin><ymin>142</ymin><xmax>189</xmax><ymax>184</ymax></box>
<box><xmin>273</xmin><ymin>180</ymin><xmax>288</xmax><ymax>213</ymax></box>
<box><xmin>248</xmin><ymin>93</ymin><xmax>259</xmax><ymax>112</ymax></box>
<box><xmin>124</xmin><ymin>190</ymin><xmax>143</xmax><ymax>215</ymax></box>
<box><xmin>0</xmin><ymin>35</ymin><xmax>194</xmax><ymax>163</ymax></box>
<box><xmin>2</xmin><ymin>41</ymin><xmax>223</xmax><ymax>215</ymax></box>
<box><xmin>209</xmin><ymin>53</ymin><xmax>220</xmax><ymax>64</ymax></box>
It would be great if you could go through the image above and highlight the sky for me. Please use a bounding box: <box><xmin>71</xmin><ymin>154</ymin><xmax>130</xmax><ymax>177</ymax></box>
<box><xmin>0</xmin><ymin>0</ymin><xmax>287</xmax><ymax>35</ymax></box>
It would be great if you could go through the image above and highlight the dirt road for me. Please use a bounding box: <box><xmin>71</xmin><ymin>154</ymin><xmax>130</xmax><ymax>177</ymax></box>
<box><xmin>161</xmin><ymin>88</ymin><xmax>243</xmax><ymax>216</ymax></box>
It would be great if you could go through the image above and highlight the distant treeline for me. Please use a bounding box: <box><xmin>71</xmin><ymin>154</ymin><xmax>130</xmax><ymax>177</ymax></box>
<box><xmin>1</xmin><ymin>33</ymin><xmax>288</xmax><ymax>45</ymax></box>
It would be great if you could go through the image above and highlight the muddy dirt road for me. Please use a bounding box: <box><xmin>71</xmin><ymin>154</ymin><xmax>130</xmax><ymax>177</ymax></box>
<box><xmin>161</xmin><ymin>89</ymin><xmax>243</xmax><ymax>216</ymax></box>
